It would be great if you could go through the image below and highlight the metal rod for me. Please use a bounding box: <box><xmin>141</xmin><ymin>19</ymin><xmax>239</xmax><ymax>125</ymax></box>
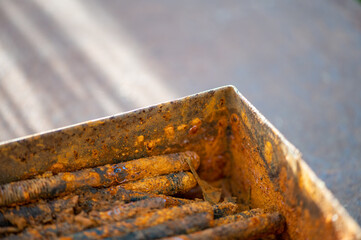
<box><xmin>6</xmin><ymin>198</ymin><xmax>168</xmax><ymax>239</ymax></box>
<box><xmin>0</xmin><ymin>152</ymin><xmax>200</xmax><ymax>207</ymax></box>
<box><xmin>88</xmin><ymin>197</ymin><xmax>166</xmax><ymax>223</ymax></box>
<box><xmin>0</xmin><ymin>196</ymin><xmax>78</xmax><ymax>227</ymax></box>
<box><xmin>0</xmin><ymin>188</ymin><xmax>193</xmax><ymax>233</ymax></box>
<box><xmin>76</xmin><ymin>187</ymin><xmax>195</xmax><ymax>213</ymax></box>
<box><xmin>120</xmin><ymin>172</ymin><xmax>197</xmax><ymax>195</ymax></box>
<box><xmin>75</xmin><ymin>172</ymin><xmax>197</xmax><ymax>213</ymax></box>
<box><xmin>162</xmin><ymin>212</ymin><xmax>285</xmax><ymax>240</ymax></box>
<box><xmin>212</xmin><ymin>201</ymin><xmax>239</xmax><ymax>219</ymax></box>
<box><xmin>107</xmin><ymin>212</ymin><xmax>213</xmax><ymax>240</ymax></box>
<box><xmin>213</xmin><ymin>208</ymin><xmax>264</xmax><ymax>226</ymax></box>
<box><xmin>63</xmin><ymin>202</ymin><xmax>237</xmax><ymax>239</ymax></box>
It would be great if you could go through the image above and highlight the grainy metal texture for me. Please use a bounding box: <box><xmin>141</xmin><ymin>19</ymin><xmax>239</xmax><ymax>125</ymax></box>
<box><xmin>163</xmin><ymin>212</ymin><xmax>285</xmax><ymax>240</ymax></box>
<box><xmin>0</xmin><ymin>88</ymin><xmax>228</xmax><ymax>185</ymax></box>
<box><xmin>0</xmin><ymin>196</ymin><xmax>78</xmax><ymax>227</ymax></box>
<box><xmin>64</xmin><ymin>202</ymin><xmax>236</xmax><ymax>239</ymax></box>
<box><xmin>75</xmin><ymin>188</ymin><xmax>194</xmax><ymax>213</ymax></box>
<box><xmin>0</xmin><ymin>152</ymin><xmax>199</xmax><ymax>206</ymax></box>
<box><xmin>120</xmin><ymin>172</ymin><xmax>197</xmax><ymax>195</ymax></box>
<box><xmin>214</xmin><ymin>208</ymin><xmax>264</xmax><ymax>226</ymax></box>
<box><xmin>7</xmin><ymin>198</ymin><xmax>167</xmax><ymax>239</ymax></box>
<box><xmin>0</xmin><ymin>86</ymin><xmax>360</xmax><ymax>239</ymax></box>
<box><xmin>87</xmin><ymin>198</ymin><xmax>166</xmax><ymax>222</ymax></box>
<box><xmin>106</xmin><ymin>212</ymin><xmax>212</xmax><ymax>240</ymax></box>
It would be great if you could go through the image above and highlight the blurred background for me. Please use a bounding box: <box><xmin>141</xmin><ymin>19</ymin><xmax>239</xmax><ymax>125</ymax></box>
<box><xmin>0</xmin><ymin>0</ymin><xmax>360</xmax><ymax>224</ymax></box>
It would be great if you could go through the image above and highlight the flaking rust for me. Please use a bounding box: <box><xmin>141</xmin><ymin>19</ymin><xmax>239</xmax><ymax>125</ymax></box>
<box><xmin>113</xmin><ymin>212</ymin><xmax>213</xmax><ymax>240</ymax></box>
<box><xmin>163</xmin><ymin>212</ymin><xmax>285</xmax><ymax>240</ymax></box>
<box><xmin>120</xmin><ymin>172</ymin><xmax>197</xmax><ymax>195</ymax></box>
<box><xmin>0</xmin><ymin>188</ymin><xmax>195</xmax><ymax>232</ymax></box>
<box><xmin>76</xmin><ymin>188</ymin><xmax>195</xmax><ymax>212</ymax></box>
<box><xmin>214</xmin><ymin>208</ymin><xmax>264</xmax><ymax>226</ymax></box>
<box><xmin>0</xmin><ymin>171</ymin><xmax>198</xmax><ymax>237</ymax></box>
<box><xmin>0</xmin><ymin>196</ymin><xmax>78</xmax><ymax>227</ymax></box>
<box><xmin>88</xmin><ymin>198</ymin><xmax>166</xmax><ymax>222</ymax></box>
<box><xmin>63</xmin><ymin>202</ymin><xmax>237</xmax><ymax>239</ymax></box>
<box><xmin>0</xmin><ymin>152</ymin><xmax>199</xmax><ymax>207</ymax></box>
<box><xmin>9</xmin><ymin>198</ymin><xmax>167</xmax><ymax>239</ymax></box>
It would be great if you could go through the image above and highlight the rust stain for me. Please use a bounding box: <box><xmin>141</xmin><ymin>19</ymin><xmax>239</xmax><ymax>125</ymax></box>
<box><xmin>137</xmin><ymin>135</ymin><xmax>144</xmax><ymax>143</ymax></box>
<box><xmin>177</xmin><ymin>124</ymin><xmax>188</xmax><ymax>131</ymax></box>
<box><xmin>264</xmin><ymin>141</ymin><xmax>273</xmax><ymax>165</ymax></box>
<box><xmin>164</xmin><ymin>125</ymin><xmax>175</xmax><ymax>140</ymax></box>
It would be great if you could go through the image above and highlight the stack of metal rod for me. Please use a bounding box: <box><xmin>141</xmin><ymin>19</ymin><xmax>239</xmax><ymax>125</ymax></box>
<box><xmin>0</xmin><ymin>151</ymin><xmax>285</xmax><ymax>239</ymax></box>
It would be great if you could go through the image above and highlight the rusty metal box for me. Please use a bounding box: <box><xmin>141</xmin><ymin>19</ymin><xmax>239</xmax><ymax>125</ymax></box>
<box><xmin>0</xmin><ymin>86</ymin><xmax>360</xmax><ymax>239</ymax></box>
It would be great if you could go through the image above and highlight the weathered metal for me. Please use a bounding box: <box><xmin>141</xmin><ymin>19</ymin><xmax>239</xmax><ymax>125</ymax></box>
<box><xmin>63</xmin><ymin>201</ymin><xmax>236</xmax><ymax>239</ymax></box>
<box><xmin>7</xmin><ymin>198</ymin><xmax>167</xmax><ymax>239</ymax></box>
<box><xmin>163</xmin><ymin>212</ymin><xmax>285</xmax><ymax>240</ymax></box>
<box><xmin>111</xmin><ymin>212</ymin><xmax>212</xmax><ymax>240</ymax></box>
<box><xmin>0</xmin><ymin>86</ymin><xmax>360</xmax><ymax>239</ymax></box>
<box><xmin>120</xmin><ymin>172</ymin><xmax>197</xmax><ymax>195</ymax></box>
<box><xmin>0</xmin><ymin>196</ymin><xmax>78</xmax><ymax>227</ymax></box>
<box><xmin>87</xmin><ymin>198</ymin><xmax>166</xmax><ymax>222</ymax></box>
<box><xmin>0</xmin><ymin>152</ymin><xmax>199</xmax><ymax>207</ymax></box>
<box><xmin>75</xmin><ymin>187</ymin><xmax>195</xmax><ymax>213</ymax></box>
<box><xmin>213</xmin><ymin>208</ymin><xmax>264</xmax><ymax>226</ymax></box>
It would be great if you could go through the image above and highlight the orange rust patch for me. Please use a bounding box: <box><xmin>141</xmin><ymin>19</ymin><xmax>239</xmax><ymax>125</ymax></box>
<box><xmin>50</xmin><ymin>163</ymin><xmax>65</xmax><ymax>172</ymax></box>
<box><xmin>177</xmin><ymin>124</ymin><xmax>188</xmax><ymax>131</ymax></box>
<box><xmin>91</xmin><ymin>149</ymin><xmax>99</xmax><ymax>158</ymax></box>
<box><xmin>62</xmin><ymin>173</ymin><xmax>76</xmax><ymax>182</ymax></box>
<box><xmin>264</xmin><ymin>141</ymin><xmax>273</xmax><ymax>165</ymax></box>
<box><xmin>229</xmin><ymin>109</ymin><xmax>339</xmax><ymax>240</ymax></box>
<box><xmin>191</xmin><ymin>118</ymin><xmax>202</xmax><ymax>126</ymax></box>
<box><xmin>241</xmin><ymin>111</ymin><xmax>251</xmax><ymax>129</ymax></box>
<box><xmin>137</xmin><ymin>135</ymin><xmax>144</xmax><ymax>143</ymax></box>
<box><xmin>144</xmin><ymin>140</ymin><xmax>156</xmax><ymax>151</ymax></box>
<box><xmin>87</xmin><ymin>172</ymin><xmax>101</xmax><ymax>185</ymax></box>
<box><xmin>198</xmin><ymin>116</ymin><xmax>228</xmax><ymax>181</ymax></box>
<box><xmin>164</xmin><ymin>126</ymin><xmax>175</xmax><ymax>140</ymax></box>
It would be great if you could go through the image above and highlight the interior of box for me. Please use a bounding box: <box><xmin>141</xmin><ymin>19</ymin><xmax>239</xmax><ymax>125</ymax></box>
<box><xmin>0</xmin><ymin>86</ymin><xmax>359</xmax><ymax>239</ymax></box>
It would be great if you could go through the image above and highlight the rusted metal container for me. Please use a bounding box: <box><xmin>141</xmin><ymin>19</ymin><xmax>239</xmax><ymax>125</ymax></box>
<box><xmin>0</xmin><ymin>86</ymin><xmax>360</xmax><ymax>239</ymax></box>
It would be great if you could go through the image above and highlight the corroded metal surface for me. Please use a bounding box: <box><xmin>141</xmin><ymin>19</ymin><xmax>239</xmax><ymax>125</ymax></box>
<box><xmin>0</xmin><ymin>86</ymin><xmax>360</xmax><ymax>239</ymax></box>
<box><xmin>120</xmin><ymin>172</ymin><xmax>197</xmax><ymax>195</ymax></box>
<box><xmin>163</xmin><ymin>212</ymin><xmax>285</xmax><ymax>240</ymax></box>
<box><xmin>117</xmin><ymin>212</ymin><xmax>212</xmax><ymax>240</ymax></box>
<box><xmin>226</xmin><ymin>87</ymin><xmax>361</xmax><ymax>239</ymax></box>
<box><xmin>64</xmin><ymin>202</ymin><xmax>236</xmax><ymax>239</ymax></box>
<box><xmin>9</xmin><ymin>198</ymin><xmax>167</xmax><ymax>239</ymax></box>
<box><xmin>0</xmin><ymin>196</ymin><xmax>78</xmax><ymax>228</ymax></box>
<box><xmin>213</xmin><ymin>208</ymin><xmax>264</xmax><ymax>226</ymax></box>
<box><xmin>0</xmin><ymin>88</ymin><xmax>228</xmax><ymax>184</ymax></box>
<box><xmin>75</xmin><ymin>187</ymin><xmax>194</xmax><ymax>213</ymax></box>
<box><xmin>0</xmin><ymin>152</ymin><xmax>199</xmax><ymax>206</ymax></box>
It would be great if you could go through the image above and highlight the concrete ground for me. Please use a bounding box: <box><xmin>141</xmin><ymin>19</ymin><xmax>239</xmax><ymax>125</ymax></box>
<box><xmin>0</xmin><ymin>0</ymin><xmax>360</xmax><ymax>224</ymax></box>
